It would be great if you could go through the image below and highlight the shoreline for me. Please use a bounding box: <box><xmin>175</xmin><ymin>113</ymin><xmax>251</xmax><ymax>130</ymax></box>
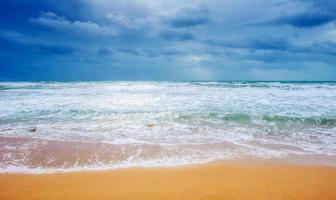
<box><xmin>1</xmin><ymin>161</ymin><xmax>336</xmax><ymax>200</ymax></box>
<box><xmin>1</xmin><ymin>156</ymin><xmax>336</xmax><ymax>174</ymax></box>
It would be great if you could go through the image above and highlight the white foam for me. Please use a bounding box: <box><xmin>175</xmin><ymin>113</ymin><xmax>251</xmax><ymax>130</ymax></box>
<box><xmin>0</xmin><ymin>81</ymin><xmax>336</xmax><ymax>173</ymax></box>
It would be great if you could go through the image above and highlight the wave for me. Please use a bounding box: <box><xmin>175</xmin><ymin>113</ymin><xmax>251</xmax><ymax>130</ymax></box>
<box><xmin>0</xmin><ymin>81</ymin><xmax>335</xmax><ymax>172</ymax></box>
<box><xmin>1</xmin><ymin>81</ymin><xmax>336</xmax><ymax>91</ymax></box>
<box><xmin>188</xmin><ymin>81</ymin><xmax>336</xmax><ymax>90</ymax></box>
<box><xmin>261</xmin><ymin>115</ymin><xmax>336</xmax><ymax>125</ymax></box>
<box><xmin>178</xmin><ymin>112</ymin><xmax>336</xmax><ymax>125</ymax></box>
<box><xmin>1</xmin><ymin>108</ymin><xmax>335</xmax><ymax>125</ymax></box>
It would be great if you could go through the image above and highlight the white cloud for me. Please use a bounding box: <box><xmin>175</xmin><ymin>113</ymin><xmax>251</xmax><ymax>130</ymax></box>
<box><xmin>183</xmin><ymin>55</ymin><xmax>207</xmax><ymax>65</ymax></box>
<box><xmin>322</xmin><ymin>24</ymin><xmax>336</xmax><ymax>42</ymax></box>
<box><xmin>30</xmin><ymin>12</ymin><xmax>118</xmax><ymax>36</ymax></box>
<box><xmin>106</xmin><ymin>13</ymin><xmax>147</xmax><ymax>29</ymax></box>
<box><xmin>189</xmin><ymin>65</ymin><xmax>216</xmax><ymax>80</ymax></box>
<box><xmin>6</xmin><ymin>0</ymin><xmax>334</xmax><ymax>81</ymax></box>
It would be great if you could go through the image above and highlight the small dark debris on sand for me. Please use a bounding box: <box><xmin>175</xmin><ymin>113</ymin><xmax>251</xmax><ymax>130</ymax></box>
<box><xmin>146</xmin><ymin>124</ymin><xmax>155</xmax><ymax>128</ymax></box>
<box><xmin>29</xmin><ymin>127</ymin><xmax>37</xmax><ymax>132</ymax></box>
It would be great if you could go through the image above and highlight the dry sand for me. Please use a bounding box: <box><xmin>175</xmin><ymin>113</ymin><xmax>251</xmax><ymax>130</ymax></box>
<box><xmin>1</xmin><ymin>162</ymin><xmax>336</xmax><ymax>200</ymax></box>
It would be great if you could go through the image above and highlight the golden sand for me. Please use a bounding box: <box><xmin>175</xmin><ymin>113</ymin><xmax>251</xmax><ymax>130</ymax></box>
<box><xmin>1</xmin><ymin>162</ymin><xmax>336</xmax><ymax>200</ymax></box>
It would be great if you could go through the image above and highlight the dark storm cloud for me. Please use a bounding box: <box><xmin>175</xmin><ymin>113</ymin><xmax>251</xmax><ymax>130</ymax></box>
<box><xmin>205</xmin><ymin>38</ymin><xmax>292</xmax><ymax>51</ymax></box>
<box><xmin>159</xmin><ymin>30</ymin><xmax>194</xmax><ymax>41</ymax></box>
<box><xmin>97</xmin><ymin>47</ymin><xmax>113</xmax><ymax>56</ymax></box>
<box><xmin>0</xmin><ymin>0</ymin><xmax>335</xmax><ymax>81</ymax></box>
<box><xmin>307</xmin><ymin>0</ymin><xmax>336</xmax><ymax>13</ymax></box>
<box><xmin>0</xmin><ymin>37</ymin><xmax>74</xmax><ymax>56</ymax></box>
<box><xmin>272</xmin><ymin>12</ymin><xmax>336</xmax><ymax>27</ymax></box>
<box><xmin>169</xmin><ymin>16</ymin><xmax>209</xmax><ymax>28</ymax></box>
<box><xmin>37</xmin><ymin>44</ymin><xmax>74</xmax><ymax>55</ymax></box>
<box><xmin>167</xmin><ymin>6</ymin><xmax>210</xmax><ymax>28</ymax></box>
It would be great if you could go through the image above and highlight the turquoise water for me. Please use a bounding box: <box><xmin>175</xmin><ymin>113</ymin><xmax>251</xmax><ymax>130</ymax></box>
<box><xmin>0</xmin><ymin>81</ymin><xmax>336</xmax><ymax>173</ymax></box>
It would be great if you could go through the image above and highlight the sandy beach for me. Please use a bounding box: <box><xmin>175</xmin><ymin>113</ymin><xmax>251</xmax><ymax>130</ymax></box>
<box><xmin>1</xmin><ymin>162</ymin><xmax>336</xmax><ymax>200</ymax></box>
<box><xmin>1</xmin><ymin>0</ymin><xmax>336</xmax><ymax>196</ymax></box>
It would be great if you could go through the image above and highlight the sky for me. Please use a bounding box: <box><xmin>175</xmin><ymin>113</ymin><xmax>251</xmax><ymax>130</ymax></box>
<box><xmin>0</xmin><ymin>0</ymin><xmax>336</xmax><ymax>81</ymax></box>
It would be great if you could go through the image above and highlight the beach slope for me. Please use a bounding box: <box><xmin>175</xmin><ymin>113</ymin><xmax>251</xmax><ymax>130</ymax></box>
<box><xmin>1</xmin><ymin>162</ymin><xmax>336</xmax><ymax>200</ymax></box>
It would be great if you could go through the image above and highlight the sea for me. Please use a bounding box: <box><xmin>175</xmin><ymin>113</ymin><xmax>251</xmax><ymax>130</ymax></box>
<box><xmin>0</xmin><ymin>81</ymin><xmax>336</xmax><ymax>173</ymax></box>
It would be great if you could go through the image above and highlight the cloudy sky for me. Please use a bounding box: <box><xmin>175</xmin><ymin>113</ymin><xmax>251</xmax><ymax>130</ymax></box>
<box><xmin>0</xmin><ymin>0</ymin><xmax>335</xmax><ymax>81</ymax></box>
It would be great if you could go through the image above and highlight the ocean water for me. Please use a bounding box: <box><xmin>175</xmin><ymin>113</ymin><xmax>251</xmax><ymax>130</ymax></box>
<box><xmin>0</xmin><ymin>81</ymin><xmax>336</xmax><ymax>173</ymax></box>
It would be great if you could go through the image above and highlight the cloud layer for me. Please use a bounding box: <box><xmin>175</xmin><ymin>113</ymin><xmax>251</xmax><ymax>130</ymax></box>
<box><xmin>0</xmin><ymin>0</ymin><xmax>335</xmax><ymax>81</ymax></box>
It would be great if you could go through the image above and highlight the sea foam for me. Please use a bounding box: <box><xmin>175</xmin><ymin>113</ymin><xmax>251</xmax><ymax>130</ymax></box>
<box><xmin>0</xmin><ymin>81</ymin><xmax>336</xmax><ymax>173</ymax></box>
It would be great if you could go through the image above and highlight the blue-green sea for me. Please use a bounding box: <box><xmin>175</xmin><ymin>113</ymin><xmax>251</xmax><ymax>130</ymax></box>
<box><xmin>0</xmin><ymin>81</ymin><xmax>336</xmax><ymax>173</ymax></box>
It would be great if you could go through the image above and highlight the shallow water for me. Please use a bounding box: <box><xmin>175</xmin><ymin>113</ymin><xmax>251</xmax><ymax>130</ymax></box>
<box><xmin>0</xmin><ymin>81</ymin><xmax>336</xmax><ymax>173</ymax></box>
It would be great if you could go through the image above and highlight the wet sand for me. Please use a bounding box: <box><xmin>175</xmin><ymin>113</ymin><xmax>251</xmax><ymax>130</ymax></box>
<box><xmin>1</xmin><ymin>162</ymin><xmax>336</xmax><ymax>200</ymax></box>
